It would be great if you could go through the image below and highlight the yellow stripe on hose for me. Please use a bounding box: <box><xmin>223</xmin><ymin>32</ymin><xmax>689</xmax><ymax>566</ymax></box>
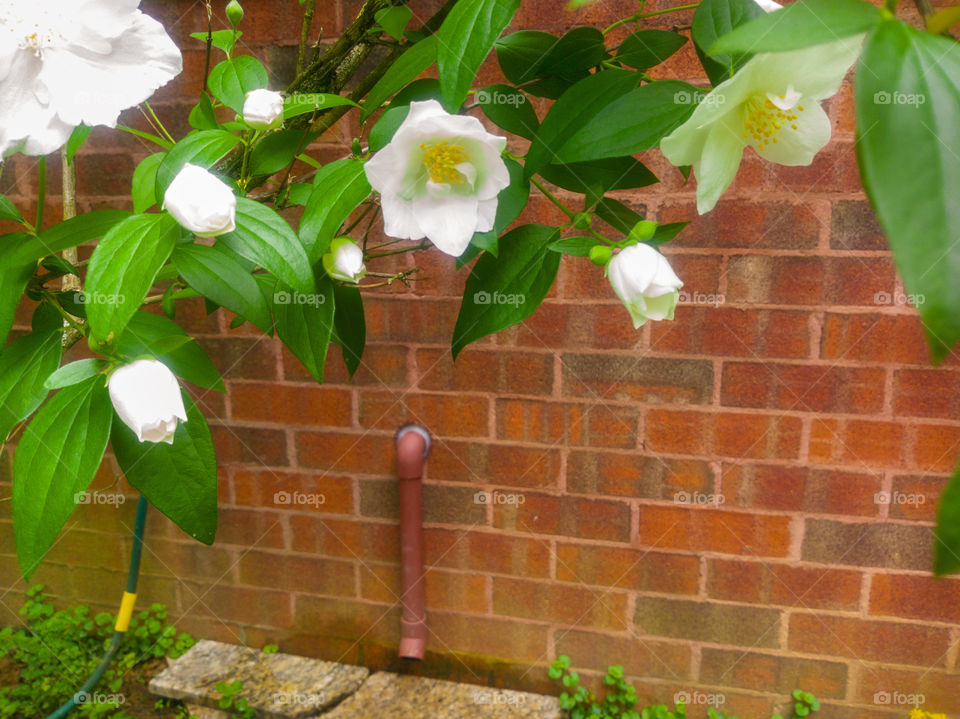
<box><xmin>114</xmin><ymin>592</ymin><xmax>137</xmax><ymax>632</ymax></box>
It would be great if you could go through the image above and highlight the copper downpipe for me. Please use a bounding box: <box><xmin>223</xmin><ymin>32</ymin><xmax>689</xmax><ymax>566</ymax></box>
<box><xmin>395</xmin><ymin>424</ymin><xmax>431</xmax><ymax>660</ymax></box>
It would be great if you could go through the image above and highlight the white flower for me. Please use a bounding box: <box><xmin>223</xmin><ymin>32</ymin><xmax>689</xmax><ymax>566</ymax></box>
<box><xmin>322</xmin><ymin>237</ymin><xmax>366</xmax><ymax>283</ymax></box>
<box><xmin>0</xmin><ymin>0</ymin><xmax>181</xmax><ymax>157</ymax></box>
<box><xmin>752</xmin><ymin>0</ymin><xmax>782</xmax><ymax>11</ymax></box>
<box><xmin>364</xmin><ymin>99</ymin><xmax>511</xmax><ymax>257</ymax></box>
<box><xmin>660</xmin><ymin>28</ymin><xmax>862</xmax><ymax>213</ymax></box>
<box><xmin>607</xmin><ymin>243</ymin><xmax>683</xmax><ymax>328</ymax></box>
<box><xmin>163</xmin><ymin>163</ymin><xmax>237</xmax><ymax>237</ymax></box>
<box><xmin>108</xmin><ymin>359</ymin><xmax>188</xmax><ymax>444</ymax></box>
<box><xmin>243</xmin><ymin>89</ymin><xmax>284</xmax><ymax>131</ymax></box>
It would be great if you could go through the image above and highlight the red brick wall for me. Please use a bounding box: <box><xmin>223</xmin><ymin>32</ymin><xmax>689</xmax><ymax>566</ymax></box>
<box><xmin>2</xmin><ymin>1</ymin><xmax>960</xmax><ymax>717</ymax></box>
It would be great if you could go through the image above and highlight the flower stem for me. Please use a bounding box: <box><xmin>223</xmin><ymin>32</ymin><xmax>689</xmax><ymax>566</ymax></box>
<box><xmin>35</xmin><ymin>157</ymin><xmax>46</xmax><ymax>230</ymax></box>
<box><xmin>297</xmin><ymin>0</ymin><xmax>316</xmax><ymax>77</ymax></box>
<box><xmin>60</xmin><ymin>145</ymin><xmax>81</xmax><ymax>292</ymax></box>
<box><xmin>143</xmin><ymin>102</ymin><xmax>175</xmax><ymax>144</ymax></box>
<box><xmin>530</xmin><ymin>177</ymin><xmax>576</xmax><ymax>219</ymax></box>
<box><xmin>365</xmin><ymin>240</ymin><xmax>431</xmax><ymax>259</ymax></box>
<box><xmin>603</xmin><ymin>3</ymin><xmax>699</xmax><ymax>34</ymax></box>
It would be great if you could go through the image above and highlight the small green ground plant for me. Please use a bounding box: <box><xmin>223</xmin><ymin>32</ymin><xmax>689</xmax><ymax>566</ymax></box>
<box><xmin>549</xmin><ymin>655</ymin><xmax>821</xmax><ymax>719</ymax></box>
<box><xmin>0</xmin><ymin>586</ymin><xmax>193</xmax><ymax>718</ymax></box>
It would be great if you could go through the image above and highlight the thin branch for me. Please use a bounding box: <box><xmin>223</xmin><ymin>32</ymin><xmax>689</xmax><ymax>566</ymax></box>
<box><xmin>297</xmin><ymin>0</ymin><xmax>316</xmax><ymax>77</ymax></box>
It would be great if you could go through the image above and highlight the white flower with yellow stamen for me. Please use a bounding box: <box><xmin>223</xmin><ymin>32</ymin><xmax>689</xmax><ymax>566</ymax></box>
<box><xmin>660</xmin><ymin>36</ymin><xmax>864</xmax><ymax>214</ymax></box>
<box><xmin>364</xmin><ymin>99</ymin><xmax>511</xmax><ymax>257</ymax></box>
<box><xmin>0</xmin><ymin>0</ymin><xmax>181</xmax><ymax>157</ymax></box>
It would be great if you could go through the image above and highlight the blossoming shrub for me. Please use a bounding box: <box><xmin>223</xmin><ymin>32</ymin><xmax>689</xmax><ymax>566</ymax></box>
<box><xmin>1</xmin><ymin>0</ymin><xmax>959</xmax><ymax>578</ymax></box>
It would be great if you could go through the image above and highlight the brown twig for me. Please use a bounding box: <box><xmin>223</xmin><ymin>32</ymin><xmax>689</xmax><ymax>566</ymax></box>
<box><xmin>297</xmin><ymin>0</ymin><xmax>316</xmax><ymax>77</ymax></box>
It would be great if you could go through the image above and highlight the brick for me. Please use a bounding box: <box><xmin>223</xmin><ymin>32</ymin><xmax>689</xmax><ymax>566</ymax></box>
<box><xmin>706</xmin><ymin>559</ymin><xmax>863</xmax><ymax>611</ymax></box>
<box><xmin>426</xmin><ymin>441</ymin><xmax>561</xmax><ymax>489</ymax></box>
<box><xmin>187</xmin><ymin>584</ymin><xmax>293</xmax><ymax>627</ymax></box>
<box><xmin>651</xmin><ymin>307</ymin><xmax>811</xmax><ymax>359</ymax></box>
<box><xmin>802</xmin><ymin>520</ymin><xmax>932</xmax><ymax>570</ymax></box>
<box><xmin>493</xmin><ymin>577</ymin><xmax>628</xmax><ymax>630</ymax></box>
<box><xmin>496</xmin><ymin>399</ymin><xmax>638</xmax><ymax>448</ymax></box>
<box><xmin>294</xmin><ymin>596</ymin><xmax>399</xmax><ymax>645</ymax></box>
<box><xmin>214</xmin><ymin>507</ymin><xmax>286</xmax><ymax>549</ymax></box>
<box><xmin>788</xmin><ymin>613</ymin><xmax>950</xmax><ymax>667</ymax></box>
<box><xmin>359</xmin><ymin>564</ymin><xmax>487</xmax><ymax>613</ymax></box>
<box><xmin>644</xmin><ymin>409</ymin><xmax>710</xmax><ymax>456</ymax></box>
<box><xmin>634</xmin><ymin>596</ymin><xmax>782</xmax><ymax>648</ymax></box>
<box><xmin>230</xmin><ymin>382</ymin><xmax>352</xmax><ymax>426</ymax></box>
<box><xmin>554</xmin><ymin>630</ymin><xmax>692</xmax><ymax>680</ymax></box>
<box><xmin>721</xmin><ymin>362</ymin><xmax>885</xmax><ymax>414</ymax></box>
<box><xmin>139</xmin><ymin>538</ymin><xmax>236</xmax><ymax>582</ymax></box>
<box><xmin>365</xmin><ymin>297</ymin><xmax>460</xmax><ymax>344</ymax></box>
<box><xmin>821</xmin><ymin>312</ymin><xmax>931</xmax><ymax>364</ymax></box>
<box><xmin>426</xmin><ymin>612</ymin><xmax>550</xmax><ymax>661</ymax></box>
<box><xmin>887</xmin><ymin>475</ymin><xmax>943</xmax><ymax>522</ymax></box>
<box><xmin>894</xmin><ymin>369</ymin><xmax>960</xmax><ymax>418</ymax></box>
<box><xmin>238</xmin><ymin>551</ymin><xmax>355</xmax><ymax>596</ymax></box>
<box><xmin>232</xmin><ymin>470</ymin><xmax>353</xmax><ymax>514</ymax></box>
<box><xmin>212</xmin><ymin>425</ymin><xmax>289</xmax><ymax>466</ymax></box>
<box><xmin>721</xmin><ymin>463</ymin><xmax>883</xmax><ymax>516</ymax></box>
<box><xmin>358</xmin><ymin>391</ymin><xmax>489</xmax><ymax>437</ymax></box>
<box><xmin>912</xmin><ymin>423</ymin><xmax>960</xmax><ymax>472</ymax></box>
<box><xmin>851</xmin><ymin>666</ymin><xmax>960</xmax><ymax>714</ymax></box>
<box><xmin>562</xmin><ymin>354</ymin><xmax>713</xmax><ymax>404</ymax></box>
<box><xmin>296</xmin><ymin>432</ymin><xmax>394</xmax><ymax>474</ymax></box>
<box><xmin>493</xmin><ymin>494</ymin><xmax>632</xmax><ymax>542</ymax></box>
<box><xmin>358</xmin><ymin>478</ymin><xmax>487</xmax><ymax>525</ymax></box>
<box><xmin>831</xmin><ymin>200</ymin><xmax>888</xmax><ymax>250</ymax></box>
<box><xmin>700</xmin><ymin>648</ymin><xmax>847</xmax><ymax>698</ymax></box>
<box><xmin>284</xmin><ymin>343</ymin><xmax>409</xmax><ymax>386</ymax></box>
<box><xmin>662</xmin><ymin>200</ymin><xmax>820</xmax><ymax>249</ymax></box>
<box><xmin>417</xmin><ymin>347</ymin><xmax>554</xmax><ymax>396</ymax></box>
<box><xmin>869</xmin><ymin>573</ymin><xmax>960</xmax><ymax>622</ymax></box>
<box><xmin>424</xmin><ymin>528</ymin><xmax>551</xmax><ymax>578</ymax></box>
<box><xmin>714</xmin><ymin>412</ymin><xmax>802</xmax><ymax>460</ymax></box>
<box><xmin>727</xmin><ymin>256</ymin><xmax>894</xmax><ymax>306</ymax></box>
<box><xmin>198</xmin><ymin>336</ymin><xmax>278</xmax><ymax>381</ymax></box>
<box><xmin>567</xmin><ymin>451</ymin><xmax>713</xmax><ymax>499</ymax></box>
<box><xmin>638</xmin><ymin>505</ymin><xmax>792</xmax><ymax>557</ymax></box>
<box><xmin>288</xmin><ymin>516</ymin><xmax>399</xmax><ymax>562</ymax></box>
<box><xmin>808</xmin><ymin>419</ymin><xmax>907</xmax><ymax>468</ymax></box>
<box><xmin>556</xmin><ymin>544</ymin><xmax>699</xmax><ymax>595</ymax></box>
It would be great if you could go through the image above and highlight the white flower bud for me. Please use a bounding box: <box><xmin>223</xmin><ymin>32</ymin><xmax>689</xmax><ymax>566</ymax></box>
<box><xmin>243</xmin><ymin>89</ymin><xmax>284</xmax><ymax>131</ymax></box>
<box><xmin>108</xmin><ymin>360</ymin><xmax>188</xmax><ymax>444</ymax></box>
<box><xmin>163</xmin><ymin>163</ymin><xmax>236</xmax><ymax>238</ymax></box>
<box><xmin>322</xmin><ymin>237</ymin><xmax>366</xmax><ymax>283</ymax></box>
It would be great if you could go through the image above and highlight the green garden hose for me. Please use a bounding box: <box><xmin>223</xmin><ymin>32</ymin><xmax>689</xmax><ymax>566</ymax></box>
<box><xmin>45</xmin><ymin>494</ymin><xmax>148</xmax><ymax>719</ymax></box>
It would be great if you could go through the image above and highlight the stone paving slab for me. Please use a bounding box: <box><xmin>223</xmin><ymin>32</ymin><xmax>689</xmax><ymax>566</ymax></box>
<box><xmin>149</xmin><ymin>640</ymin><xmax>369</xmax><ymax>718</ymax></box>
<box><xmin>151</xmin><ymin>640</ymin><xmax>562</xmax><ymax>719</ymax></box>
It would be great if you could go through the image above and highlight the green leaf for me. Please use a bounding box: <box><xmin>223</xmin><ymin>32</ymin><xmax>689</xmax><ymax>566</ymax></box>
<box><xmin>266</xmin><ymin>274</ymin><xmax>336</xmax><ymax>382</ymax></box>
<box><xmin>282</xmin><ymin>93</ymin><xmax>359</xmax><ymax>122</ymax></box>
<box><xmin>300</xmin><ymin>159</ymin><xmax>371</xmax><ymax>263</ymax></box>
<box><xmin>477</xmin><ymin>84</ymin><xmax>540</xmax><ymax>140</ymax></box>
<box><xmin>459</xmin><ymin>157</ymin><xmax>529</xmax><ymax>267</ymax></box>
<box><xmin>854</xmin><ymin>21</ymin><xmax>960</xmax><ymax>360</ymax></box>
<box><xmin>691</xmin><ymin>0</ymin><xmax>766</xmax><ymax>86</ymax></box>
<box><xmin>332</xmin><ymin>283</ymin><xmax>365</xmax><ymax>377</ymax></box>
<box><xmin>43</xmin><ymin>359</ymin><xmax>108</xmax><ymax>390</ymax></box>
<box><xmin>0</xmin><ymin>330</ymin><xmax>62</xmax><ymax>439</ymax></box>
<box><xmin>112</xmin><ymin>393</ymin><xmax>218</xmax><ymax>545</ymax></box>
<box><xmin>208</xmin><ymin>55</ymin><xmax>269</xmax><ymax>114</ymax></box>
<box><xmin>556</xmin><ymin>80</ymin><xmax>699</xmax><ymax>163</ymax></box>
<box><xmin>173</xmin><ymin>243</ymin><xmax>272</xmax><ymax>333</ymax></box>
<box><xmin>0</xmin><ymin>195</ymin><xmax>25</xmax><ymax>225</ymax></box>
<box><xmin>86</xmin><ymin>213</ymin><xmax>180</xmax><ymax>345</ymax></box>
<box><xmin>540</xmin><ymin>157</ymin><xmax>658</xmax><ymax>195</ymax></box>
<box><xmin>525</xmin><ymin>69</ymin><xmax>639</xmax><ymax>178</ymax></box>
<box><xmin>713</xmin><ymin>0</ymin><xmax>881</xmax><ymax>54</ymax></box>
<box><xmin>437</xmin><ymin>0</ymin><xmax>522</xmax><ymax>112</ymax></box>
<box><xmin>496</xmin><ymin>31</ymin><xmax>559</xmax><ymax>84</ymax></box>
<box><xmin>65</xmin><ymin>124</ymin><xmax>92</xmax><ymax>165</ymax></box>
<box><xmin>594</xmin><ymin>198</ymin><xmax>643</xmax><ymax>235</ymax></box>
<box><xmin>452</xmin><ymin>224</ymin><xmax>561</xmax><ymax>358</ymax></box>
<box><xmin>188</xmin><ymin>93</ymin><xmax>220</xmax><ymax>131</ymax></box>
<box><xmin>548</xmin><ymin>236</ymin><xmax>597</xmax><ymax>257</ymax></box>
<box><xmin>154</xmin><ymin>130</ymin><xmax>240</xmax><ymax>203</ymax></box>
<box><xmin>190</xmin><ymin>28</ymin><xmax>241</xmax><ymax>54</ymax></box>
<box><xmin>648</xmin><ymin>222</ymin><xmax>690</xmax><ymax>246</ymax></box>
<box><xmin>132</xmin><ymin>153</ymin><xmax>166</xmax><ymax>213</ymax></box>
<box><xmin>249</xmin><ymin>129</ymin><xmax>303</xmax><ymax>176</ymax></box>
<box><xmin>117</xmin><ymin>312</ymin><xmax>224</xmax><ymax>392</ymax></box>
<box><xmin>26</xmin><ymin>210</ymin><xmax>132</xmax><ymax>264</ymax></box>
<box><xmin>362</xmin><ymin>35</ymin><xmax>439</xmax><ymax>121</ymax></box>
<box><xmin>374</xmin><ymin>5</ymin><xmax>412</xmax><ymax>41</ymax></box>
<box><xmin>221</xmin><ymin>197</ymin><xmax>314</xmax><ymax>294</ymax></box>
<box><xmin>538</xmin><ymin>26</ymin><xmax>608</xmax><ymax>78</ymax></box>
<box><xmin>13</xmin><ymin>376</ymin><xmax>112</xmax><ymax>578</ymax></box>
<box><xmin>617</xmin><ymin>30</ymin><xmax>688</xmax><ymax>70</ymax></box>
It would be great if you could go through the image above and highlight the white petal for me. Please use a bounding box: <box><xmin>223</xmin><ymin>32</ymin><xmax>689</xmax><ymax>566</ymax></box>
<box><xmin>753</xmin><ymin>0</ymin><xmax>782</xmax><ymax>11</ymax></box>
<box><xmin>749</xmin><ymin>36</ymin><xmax>864</xmax><ymax>102</ymax></box>
<box><xmin>108</xmin><ymin>359</ymin><xmax>187</xmax><ymax>444</ymax></box>
<box><xmin>380</xmin><ymin>192</ymin><xmax>425</xmax><ymax>241</ymax></box>
<box><xmin>411</xmin><ymin>194</ymin><xmax>481</xmax><ymax>256</ymax></box>
<box><xmin>694</xmin><ymin>117</ymin><xmax>746</xmax><ymax>214</ymax></box>
<box><xmin>767</xmin><ymin>85</ymin><xmax>802</xmax><ymax>111</ymax></box>
<box><xmin>363</xmin><ymin>142</ymin><xmax>404</xmax><ymax>196</ymax></box>
<box><xmin>476</xmin><ymin>197</ymin><xmax>498</xmax><ymax>233</ymax></box>
<box><xmin>644</xmin><ymin>291</ymin><xmax>680</xmax><ymax>321</ymax></box>
<box><xmin>752</xmin><ymin>102</ymin><xmax>830</xmax><ymax>166</ymax></box>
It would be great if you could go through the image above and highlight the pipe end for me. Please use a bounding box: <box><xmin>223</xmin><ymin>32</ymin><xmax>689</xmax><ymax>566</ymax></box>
<box><xmin>399</xmin><ymin>617</ymin><xmax>427</xmax><ymax>660</ymax></box>
<box><xmin>395</xmin><ymin>424</ymin><xmax>431</xmax><ymax>456</ymax></box>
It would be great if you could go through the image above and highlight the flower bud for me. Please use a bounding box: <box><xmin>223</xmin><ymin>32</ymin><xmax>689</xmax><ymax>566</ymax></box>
<box><xmin>322</xmin><ymin>237</ymin><xmax>366</xmax><ymax>284</ymax></box>
<box><xmin>572</xmin><ymin>212</ymin><xmax>592</xmax><ymax>230</ymax></box>
<box><xmin>588</xmin><ymin>245</ymin><xmax>612</xmax><ymax>266</ymax></box>
<box><xmin>607</xmin><ymin>243</ymin><xmax>683</xmax><ymax>328</ymax></box>
<box><xmin>628</xmin><ymin>220</ymin><xmax>658</xmax><ymax>242</ymax></box>
<box><xmin>163</xmin><ymin>163</ymin><xmax>237</xmax><ymax>237</ymax></box>
<box><xmin>226</xmin><ymin>0</ymin><xmax>244</xmax><ymax>27</ymax></box>
<box><xmin>242</xmin><ymin>89</ymin><xmax>284</xmax><ymax>131</ymax></box>
<box><xmin>108</xmin><ymin>360</ymin><xmax>188</xmax><ymax>444</ymax></box>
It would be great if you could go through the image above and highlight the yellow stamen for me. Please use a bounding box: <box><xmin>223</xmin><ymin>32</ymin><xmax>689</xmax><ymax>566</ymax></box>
<box><xmin>744</xmin><ymin>93</ymin><xmax>804</xmax><ymax>149</ymax></box>
<box><xmin>420</xmin><ymin>141</ymin><xmax>470</xmax><ymax>184</ymax></box>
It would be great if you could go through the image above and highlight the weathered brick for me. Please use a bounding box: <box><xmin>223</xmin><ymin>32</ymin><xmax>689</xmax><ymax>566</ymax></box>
<box><xmin>417</xmin><ymin>347</ymin><xmax>554</xmax><ymax>396</ymax></box>
<box><xmin>831</xmin><ymin>200</ymin><xmax>888</xmax><ymax>251</ymax></box>
<box><xmin>869</xmin><ymin>573</ymin><xmax>960</xmax><ymax>622</ymax></box>
<box><xmin>722</xmin><ymin>463</ymin><xmax>882</xmax><ymax>516</ymax></box>
<box><xmin>493</xmin><ymin>577</ymin><xmax>628</xmax><ymax>630</ymax></box>
<box><xmin>556</xmin><ymin>544</ymin><xmax>699</xmax><ymax>595</ymax></box>
<box><xmin>358</xmin><ymin>391</ymin><xmax>489</xmax><ymax>437</ymax></box>
<box><xmin>296</xmin><ymin>432</ymin><xmax>394</xmax><ymax>474</ymax></box>
<box><xmin>634</xmin><ymin>596</ymin><xmax>782</xmax><ymax>648</ymax></box>
<box><xmin>567</xmin><ymin>451</ymin><xmax>713</xmax><ymax>499</ymax></box>
<box><xmin>715</xmin><ymin>412</ymin><xmax>803</xmax><ymax>460</ymax></box>
<box><xmin>424</xmin><ymin>528</ymin><xmax>551</xmax><ymax>578</ymax></box>
<box><xmin>700</xmin><ymin>648</ymin><xmax>847</xmax><ymax>698</ymax></box>
<box><xmin>638</xmin><ymin>505</ymin><xmax>792</xmax><ymax>557</ymax></box>
<box><xmin>821</xmin><ymin>313</ymin><xmax>930</xmax><ymax>364</ymax></box>
<box><xmin>707</xmin><ymin>559</ymin><xmax>863</xmax><ymax>611</ymax></box>
<box><xmin>562</xmin><ymin>354</ymin><xmax>713</xmax><ymax>404</ymax></box>
<box><xmin>496</xmin><ymin>399</ymin><xmax>639</xmax><ymax>449</ymax></box>
<box><xmin>493</xmin><ymin>493</ymin><xmax>632</xmax><ymax>542</ymax></box>
<box><xmin>238</xmin><ymin>551</ymin><xmax>355</xmax><ymax>596</ymax></box>
<box><xmin>651</xmin><ymin>307</ymin><xmax>811</xmax><ymax>359</ymax></box>
<box><xmin>662</xmin><ymin>200</ymin><xmax>820</xmax><ymax>249</ymax></box>
<box><xmin>230</xmin><ymin>382</ymin><xmax>352</xmax><ymax>426</ymax></box>
<box><xmin>894</xmin><ymin>369</ymin><xmax>960</xmax><ymax>418</ymax></box>
<box><xmin>554</xmin><ymin>630</ymin><xmax>692</xmax><ymax>680</ymax></box>
<box><xmin>802</xmin><ymin>520</ymin><xmax>932</xmax><ymax>570</ymax></box>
